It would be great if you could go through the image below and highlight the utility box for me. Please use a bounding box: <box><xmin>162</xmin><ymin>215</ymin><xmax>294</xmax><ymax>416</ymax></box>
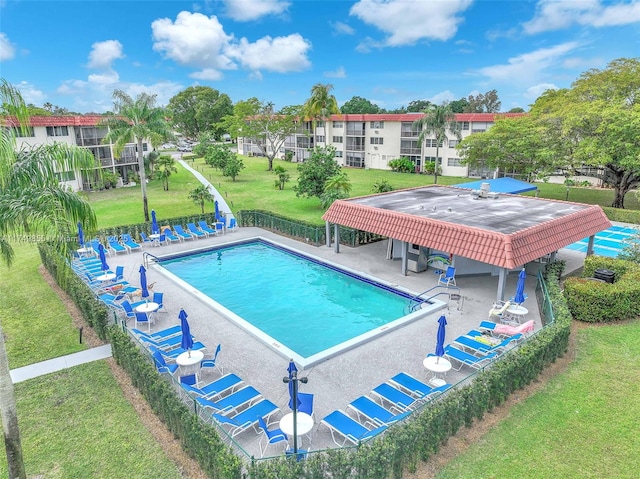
<box><xmin>594</xmin><ymin>268</ymin><xmax>615</xmax><ymax>283</ymax></box>
<box><xmin>407</xmin><ymin>244</ymin><xmax>428</xmax><ymax>273</ymax></box>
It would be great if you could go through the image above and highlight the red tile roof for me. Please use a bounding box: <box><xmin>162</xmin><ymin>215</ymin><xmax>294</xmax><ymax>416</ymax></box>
<box><xmin>322</xmin><ymin>186</ymin><xmax>611</xmax><ymax>269</ymax></box>
<box><xmin>3</xmin><ymin>115</ymin><xmax>105</xmax><ymax>127</ymax></box>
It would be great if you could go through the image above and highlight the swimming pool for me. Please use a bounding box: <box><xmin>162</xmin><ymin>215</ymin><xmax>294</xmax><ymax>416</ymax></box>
<box><xmin>155</xmin><ymin>238</ymin><xmax>445</xmax><ymax>367</ymax></box>
<box><xmin>564</xmin><ymin>225</ymin><xmax>639</xmax><ymax>257</ymax></box>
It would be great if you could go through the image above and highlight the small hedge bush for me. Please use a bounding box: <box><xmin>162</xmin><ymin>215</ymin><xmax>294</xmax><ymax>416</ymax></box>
<box><xmin>563</xmin><ymin>255</ymin><xmax>640</xmax><ymax>322</ymax></box>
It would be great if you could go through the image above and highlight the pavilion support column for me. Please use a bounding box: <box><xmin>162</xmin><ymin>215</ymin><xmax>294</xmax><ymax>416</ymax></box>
<box><xmin>325</xmin><ymin>221</ymin><xmax>331</xmax><ymax>248</ymax></box>
<box><xmin>334</xmin><ymin>224</ymin><xmax>340</xmax><ymax>254</ymax></box>
<box><xmin>586</xmin><ymin>235</ymin><xmax>595</xmax><ymax>256</ymax></box>
<box><xmin>401</xmin><ymin>241</ymin><xmax>409</xmax><ymax>276</ymax></box>
<box><xmin>497</xmin><ymin>268</ymin><xmax>508</xmax><ymax>302</ymax></box>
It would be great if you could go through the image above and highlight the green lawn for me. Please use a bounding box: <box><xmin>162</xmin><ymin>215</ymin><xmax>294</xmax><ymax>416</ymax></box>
<box><xmin>436</xmin><ymin>321</ymin><xmax>640</xmax><ymax>479</ymax></box>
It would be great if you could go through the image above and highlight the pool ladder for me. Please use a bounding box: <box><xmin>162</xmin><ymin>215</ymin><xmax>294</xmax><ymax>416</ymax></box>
<box><xmin>142</xmin><ymin>251</ymin><xmax>161</xmax><ymax>268</ymax></box>
<box><xmin>406</xmin><ymin>285</ymin><xmax>463</xmax><ymax>314</ymax></box>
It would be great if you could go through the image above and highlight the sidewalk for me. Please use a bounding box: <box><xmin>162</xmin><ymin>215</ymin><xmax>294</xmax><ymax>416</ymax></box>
<box><xmin>10</xmin><ymin>344</ymin><xmax>112</xmax><ymax>384</ymax></box>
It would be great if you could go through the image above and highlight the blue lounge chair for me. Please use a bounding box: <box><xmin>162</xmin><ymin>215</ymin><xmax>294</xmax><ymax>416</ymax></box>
<box><xmin>321</xmin><ymin>410</ymin><xmax>388</xmax><ymax>447</ymax></box>
<box><xmin>131</xmin><ymin>325</ymin><xmax>182</xmax><ymax>340</ymax></box>
<box><xmin>347</xmin><ymin>396</ymin><xmax>412</xmax><ymax>426</ymax></box>
<box><xmin>121</xmin><ymin>233</ymin><xmax>142</xmax><ymax>252</ymax></box>
<box><xmin>388</xmin><ymin>372</ymin><xmax>450</xmax><ymax>400</ymax></box>
<box><xmin>173</xmin><ymin>225</ymin><xmax>194</xmax><ymax>241</ymax></box>
<box><xmin>453</xmin><ymin>334</ymin><xmax>520</xmax><ymax>354</ymax></box>
<box><xmin>443</xmin><ymin>346</ymin><xmax>497</xmax><ymax>370</ymax></box>
<box><xmin>182</xmin><ymin>373</ymin><xmax>243</xmax><ymax>398</ymax></box>
<box><xmin>159</xmin><ymin>342</ymin><xmax>207</xmax><ymax>358</ymax></box>
<box><xmin>198</xmin><ymin>220</ymin><xmax>216</xmax><ymax>236</ymax></box>
<box><xmin>192</xmin><ymin>386</ymin><xmax>262</xmax><ymax>414</ymax></box>
<box><xmin>212</xmin><ymin>399</ymin><xmax>279</xmax><ymax>437</ymax></box>
<box><xmin>139</xmin><ymin>333</ymin><xmax>187</xmax><ymax>350</ymax></box>
<box><xmin>187</xmin><ymin>222</ymin><xmax>207</xmax><ymax>238</ymax></box>
<box><xmin>370</xmin><ymin>383</ymin><xmax>421</xmax><ymax>412</ymax></box>
<box><xmin>139</xmin><ymin>232</ymin><xmax>155</xmax><ymax>247</ymax></box>
<box><xmin>107</xmin><ymin>236</ymin><xmax>128</xmax><ymax>255</ymax></box>
<box><xmin>257</xmin><ymin>416</ymin><xmax>288</xmax><ymax>457</ymax></box>
<box><xmin>161</xmin><ymin>227</ymin><xmax>180</xmax><ymax>243</ymax></box>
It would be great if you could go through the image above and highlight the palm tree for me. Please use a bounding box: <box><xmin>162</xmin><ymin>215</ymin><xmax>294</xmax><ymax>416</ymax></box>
<box><xmin>156</xmin><ymin>154</ymin><xmax>178</xmax><ymax>191</ymax></box>
<box><xmin>188</xmin><ymin>185</ymin><xmax>215</xmax><ymax>214</ymax></box>
<box><xmin>0</xmin><ymin>79</ymin><xmax>97</xmax><ymax>479</ymax></box>
<box><xmin>102</xmin><ymin>90</ymin><xmax>172</xmax><ymax>221</ymax></box>
<box><xmin>413</xmin><ymin>103</ymin><xmax>462</xmax><ymax>184</ymax></box>
<box><xmin>302</xmin><ymin>83</ymin><xmax>340</xmax><ymax>146</ymax></box>
<box><xmin>320</xmin><ymin>171</ymin><xmax>351</xmax><ymax>209</ymax></box>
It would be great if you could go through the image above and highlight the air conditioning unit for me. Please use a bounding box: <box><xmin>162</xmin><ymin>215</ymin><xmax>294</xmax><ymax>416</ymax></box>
<box><xmin>375</xmin><ymin>130</ymin><xmax>379</xmax><ymax>134</ymax></box>
<box><xmin>374</xmin><ymin>146</ymin><xmax>378</xmax><ymax>150</ymax></box>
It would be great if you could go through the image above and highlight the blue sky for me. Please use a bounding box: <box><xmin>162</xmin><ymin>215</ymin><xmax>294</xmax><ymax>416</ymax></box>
<box><xmin>1</xmin><ymin>0</ymin><xmax>639</xmax><ymax>113</ymax></box>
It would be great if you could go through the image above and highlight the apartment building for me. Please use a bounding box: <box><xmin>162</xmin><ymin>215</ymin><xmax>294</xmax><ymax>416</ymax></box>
<box><xmin>239</xmin><ymin>112</ymin><xmax>525</xmax><ymax>178</ymax></box>
<box><xmin>8</xmin><ymin>115</ymin><xmax>148</xmax><ymax>191</ymax></box>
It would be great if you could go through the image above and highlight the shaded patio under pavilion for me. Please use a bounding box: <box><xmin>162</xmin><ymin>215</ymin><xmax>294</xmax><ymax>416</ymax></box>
<box><xmin>322</xmin><ymin>185</ymin><xmax>611</xmax><ymax>301</ymax></box>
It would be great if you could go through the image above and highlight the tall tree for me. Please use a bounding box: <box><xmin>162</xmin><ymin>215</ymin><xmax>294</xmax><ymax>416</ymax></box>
<box><xmin>156</xmin><ymin>154</ymin><xmax>177</xmax><ymax>191</ymax></box>
<box><xmin>0</xmin><ymin>79</ymin><xmax>97</xmax><ymax>479</ymax></box>
<box><xmin>464</xmin><ymin>89</ymin><xmax>501</xmax><ymax>113</ymax></box>
<box><xmin>412</xmin><ymin>104</ymin><xmax>462</xmax><ymax>184</ymax></box>
<box><xmin>340</xmin><ymin>96</ymin><xmax>382</xmax><ymax>114</ymax></box>
<box><xmin>168</xmin><ymin>86</ymin><xmax>233</xmax><ymax>140</ymax></box>
<box><xmin>302</xmin><ymin>83</ymin><xmax>340</xmax><ymax>141</ymax></box>
<box><xmin>221</xmin><ymin>98</ymin><xmax>298</xmax><ymax>171</ymax></box>
<box><xmin>406</xmin><ymin>100</ymin><xmax>433</xmax><ymax>113</ymax></box>
<box><xmin>102</xmin><ymin>90</ymin><xmax>172</xmax><ymax>221</ymax></box>
<box><xmin>320</xmin><ymin>171</ymin><xmax>352</xmax><ymax>209</ymax></box>
<box><xmin>449</xmin><ymin>97</ymin><xmax>469</xmax><ymax>113</ymax></box>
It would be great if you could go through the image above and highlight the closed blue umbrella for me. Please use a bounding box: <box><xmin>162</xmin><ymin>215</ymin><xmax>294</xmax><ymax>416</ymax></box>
<box><xmin>179</xmin><ymin>309</ymin><xmax>194</xmax><ymax>355</ymax></box>
<box><xmin>98</xmin><ymin>243</ymin><xmax>109</xmax><ymax>272</ymax></box>
<box><xmin>287</xmin><ymin>359</ymin><xmax>300</xmax><ymax>409</ymax></box>
<box><xmin>435</xmin><ymin>315</ymin><xmax>447</xmax><ymax>361</ymax></box>
<box><xmin>214</xmin><ymin>200</ymin><xmax>221</xmax><ymax>222</ymax></box>
<box><xmin>151</xmin><ymin>210</ymin><xmax>159</xmax><ymax>235</ymax></box>
<box><xmin>139</xmin><ymin>265</ymin><xmax>149</xmax><ymax>299</ymax></box>
<box><xmin>77</xmin><ymin>222</ymin><xmax>84</xmax><ymax>247</ymax></box>
<box><xmin>514</xmin><ymin>269</ymin><xmax>527</xmax><ymax>304</ymax></box>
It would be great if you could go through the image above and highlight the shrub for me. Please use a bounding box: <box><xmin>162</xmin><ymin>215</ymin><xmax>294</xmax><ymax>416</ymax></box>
<box><xmin>388</xmin><ymin>157</ymin><xmax>414</xmax><ymax>173</ymax></box>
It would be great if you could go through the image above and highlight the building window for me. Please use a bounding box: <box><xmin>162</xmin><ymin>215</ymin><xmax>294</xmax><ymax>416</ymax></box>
<box><xmin>332</xmin><ymin>136</ymin><xmax>343</xmax><ymax>143</ymax></box>
<box><xmin>46</xmin><ymin>126</ymin><xmax>69</xmax><ymax>137</ymax></box>
<box><xmin>332</xmin><ymin>121</ymin><xmax>343</xmax><ymax>128</ymax></box>
<box><xmin>447</xmin><ymin>157</ymin><xmax>463</xmax><ymax>167</ymax></box>
<box><xmin>346</xmin><ymin>152</ymin><xmax>364</xmax><ymax>167</ymax></box>
<box><xmin>55</xmin><ymin>171</ymin><xmax>76</xmax><ymax>182</ymax></box>
<box><xmin>9</xmin><ymin>126</ymin><xmax>35</xmax><ymax>137</ymax></box>
<box><xmin>334</xmin><ymin>150</ymin><xmax>343</xmax><ymax>158</ymax></box>
<box><xmin>472</xmin><ymin>128</ymin><xmax>486</xmax><ymax>133</ymax></box>
<box><xmin>449</xmin><ymin>140</ymin><xmax>458</xmax><ymax>148</ymax></box>
<box><xmin>370</xmin><ymin>121</ymin><xmax>384</xmax><ymax>129</ymax></box>
<box><xmin>424</xmin><ymin>156</ymin><xmax>442</xmax><ymax>163</ymax></box>
<box><xmin>457</xmin><ymin>121</ymin><xmax>470</xmax><ymax>131</ymax></box>
<box><xmin>370</xmin><ymin>137</ymin><xmax>384</xmax><ymax>145</ymax></box>
<box><xmin>425</xmin><ymin>139</ymin><xmax>443</xmax><ymax>148</ymax></box>
<box><xmin>317</xmin><ymin>121</ymin><xmax>324</xmax><ymax>127</ymax></box>
<box><xmin>316</xmin><ymin>135</ymin><xmax>325</xmax><ymax>143</ymax></box>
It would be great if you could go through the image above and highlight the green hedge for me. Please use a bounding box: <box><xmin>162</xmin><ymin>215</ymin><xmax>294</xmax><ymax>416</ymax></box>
<box><xmin>563</xmin><ymin>256</ymin><xmax>640</xmax><ymax>322</ymax></box>
<box><xmin>602</xmin><ymin>206</ymin><xmax>640</xmax><ymax>224</ymax></box>
<box><xmin>40</xmin><ymin>238</ymin><xmax>572</xmax><ymax>478</ymax></box>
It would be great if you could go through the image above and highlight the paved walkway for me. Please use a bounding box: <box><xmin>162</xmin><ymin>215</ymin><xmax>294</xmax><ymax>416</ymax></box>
<box><xmin>176</xmin><ymin>158</ymin><xmax>235</xmax><ymax>220</ymax></box>
<box><xmin>10</xmin><ymin>344</ymin><xmax>112</xmax><ymax>384</ymax></box>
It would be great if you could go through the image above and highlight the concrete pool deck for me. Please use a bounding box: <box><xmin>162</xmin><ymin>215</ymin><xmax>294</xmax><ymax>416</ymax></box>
<box><xmin>93</xmin><ymin>227</ymin><xmax>586</xmax><ymax>457</ymax></box>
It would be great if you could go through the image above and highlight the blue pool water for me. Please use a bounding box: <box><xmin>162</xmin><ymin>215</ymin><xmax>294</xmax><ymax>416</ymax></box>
<box><xmin>159</xmin><ymin>240</ymin><xmax>423</xmax><ymax>359</ymax></box>
<box><xmin>565</xmin><ymin>225</ymin><xmax>639</xmax><ymax>257</ymax></box>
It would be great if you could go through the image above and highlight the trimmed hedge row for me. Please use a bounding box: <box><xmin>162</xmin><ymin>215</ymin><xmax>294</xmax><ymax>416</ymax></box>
<box><xmin>602</xmin><ymin>206</ymin><xmax>640</xmax><ymax>224</ymax></box>
<box><xmin>40</xmin><ymin>238</ymin><xmax>571</xmax><ymax>478</ymax></box>
<box><xmin>564</xmin><ymin>255</ymin><xmax>640</xmax><ymax>322</ymax></box>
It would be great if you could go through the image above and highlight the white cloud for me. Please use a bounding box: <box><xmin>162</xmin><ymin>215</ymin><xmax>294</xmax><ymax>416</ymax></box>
<box><xmin>152</xmin><ymin>11</ymin><xmax>236</xmax><ymax>78</ymax></box>
<box><xmin>350</xmin><ymin>0</ymin><xmax>473</xmax><ymax>46</ymax></box>
<box><xmin>324</xmin><ymin>66</ymin><xmax>346</xmax><ymax>78</ymax></box>
<box><xmin>190</xmin><ymin>69</ymin><xmax>224</xmax><ymax>81</ymax></box>
<box><xmin>226</xmin><ymin>33</ymin><xmax>311</xmax><ymax>73</ymax></box>
<box><xmin>331</xmin><ymin>21</ymin><xmax>355</xmax><ymax>35</ymax></box>
<box><xmin>0</xmin><ymin>32</ymin><xmax>16</xmax><ymax>61</ymax></box>
<box><xmin>223</xmin><ymin>0</ymin><xmax>290</xmax><ymax>21</ymax></box>
<box><xmin>429</xmin><ymin>90</ymin><xmax>456</xmax><ymax>105</ymax></box>
<box><xmin>476</xmin><ymin>42</ymin><xmax>580</xmax><ymax>84</ymax></box>
<box><xmin>524</xmin><ymin>83</ymin><xmax>558</xmax><ymax>99</ymax></box>
<box><xmin>87</xmin><ymin>40</ymin><xmax>125</xmax><ymax>69</ymax></box>
<box><xmin>523</xmin><ymin>0</ymin><xmax>640</xmax><ymax>35</ymax></box>
<box><xmin>87</xmin><ymin>70</ymin><xmax>120</xmax><ymax>85</ymax></box>
<box><xmin>15</xmin><ymin>81</ymin><xmax>45</xmax><ymax>105</ymax></box>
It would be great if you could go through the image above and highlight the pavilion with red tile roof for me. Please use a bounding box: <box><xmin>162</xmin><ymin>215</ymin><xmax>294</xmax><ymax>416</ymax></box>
<box><xmin>322</xmin><ymin>185</ymin><xmax>611</xmax><ymax>300</ymax></box>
